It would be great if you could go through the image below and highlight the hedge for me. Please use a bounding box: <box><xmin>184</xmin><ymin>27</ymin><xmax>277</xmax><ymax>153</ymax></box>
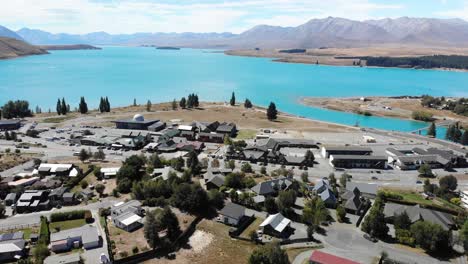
<box><xmin>50</xmin><ymin>210</ymin><xmax>91</xmax><ymax>222</ymax></box>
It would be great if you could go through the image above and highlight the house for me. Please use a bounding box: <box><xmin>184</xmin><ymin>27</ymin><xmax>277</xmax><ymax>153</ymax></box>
<box><xmin>345</xmin><ymin>182</ymin><xmax>378</xmax><ymax>198</ymax></box>
<box><xmin>179</xmin><ymin>130</ymin><xmax>196</xmax><ymax>140</ymax></box>
<box><xmin>203</xmin><ymin>171</ymin><xmax>226</xmax><ymax>190</ymax></box>
<box><xmin>63</xmin><ymin>192</ymin><xmax>76</xmax><ymax>205</ymax></box>
<box><xmin>191</xmin><ymin>121</ymin><xmax>220</xmax><ymax>133</ymax></box>
<box><xmin>148</xmin><ymin>121</ymin><xmax>166</xmax><ymax>132</ymax></box>
<box><xmin>259</xmin><ymin>213</ymin><xmax>291</xmax><ymax>237</ymax></box>
<box><xmin>37</xmin><ymin>164</ymin><xmax>78</xmax><ymax>177</ymax></box>
<box><xmin>0</xmin><ymin>120</ymin><xmax>21</xmax><ymax>131</ymax></box>
<box><xmin>342</xmin><ymin>187</ymin><xmax>365</xmax><ymax>215</ymax></box>
<box><xmin>251</xmin><ymin>177</ymin><xmax>293</xmax><ymax>196</ymax></box>
<box><xmin>312</xmin><ymin>179</ymin><xmax>330</xmax><ymax>194</ymax></box>
<box><xmin>113</xmin><ymin>114</ymin><xmax>160</xmax><ymax>130</ymax></box>
<box><xmin>216</xmin><ymin>122</ymin><xmax>237</xmax><ymax>137</ymax></box>
<box><xmin>319</xmin><ymin>189</ymin><xmax>337</xmax><ymax>208</ymax></box>
<box><xmin>218</xmin><ymin>203</ymin><xmax>247</xmax><ymax>226</ymax></box>
<box><xmin>176</xmin><ymin>141</ymin><xmax>205</xmax><ymax>152</ymax></box>
<box><xmin>321</xmin><ymin>146</ymin><xmax>373</xmax><ymax>158</ymax></box>
<box><xmin>50</xmin><ymin>225</ymin><xmax>100</xmax><ymax>252</ymax></box>
<box><xmin>111</xmin><ymin>200</ymin><xmax>145</xmax><ymax>231</ymax></box>
<box><xmin>114</xmin><ymin>132</ymin><xmax>150</xmax><ymax>150</ymax></box>
<box><xmin>4</xmin><ymin>193</ymin><xmax>17</xmax><ymax>206</ymax></box>
<box><xmin>152</xmin><ymin>166</ymin><xmax>177</xmax><ymax>180</ymax></box>
<box><xmin>383</xmin><ymin>203</ymin><xmax>455</xmax><ymax>230</ymax></box>
<box><xmin>100</xmin><ymin>167</ymin><xmax>120</xmax><ymax>179</ymax></box>
<box><xmin>49</xmin><ymin>187</ymin><xmax>68</xmax><ymax>206</ymax></box>
<box><xmin>309</xmin><ymin>250</ymin><xmax>359</xmax><ymax>264</ymax></box>
<box><xmin>0</xmin><ymin>232</ymin><xmax>26</xmax><ymax>262</ymax></box>
<box><xmin>329</xmin><ymin>155</ymin><xmax>387</xmax><ymax>169</ymax></box>
<box><xmin>80</xmin><ymin>189</ymin><xmax>95</xmax><ymax>200</ymax></box>
<box><xmin>44</xmin><ymin>253</ymin><xmax>81</xmax><ymax>264</ymax></box>
<box><xmin>16</xmin><ymin>190</ymin><xmax>50</xmax><ymax>213</ymax></box>
<box><xmin>198</xmin><ymin>132</ymin><xmax>225</xmax><ymax>143</ymax></box>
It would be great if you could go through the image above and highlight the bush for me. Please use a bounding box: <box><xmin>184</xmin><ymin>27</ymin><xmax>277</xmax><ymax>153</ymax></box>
<box><xmin>50</xmin><ymin>210</ymin><xmax>90</xmax><ymax>222</ymax></box>
<box><xmin>395</xmin><ymin>229</ymin><xmax>415</xmax><ymax>247</ymax></box>
<box><xmin>412</xmin><ymin>111</ymin><xmax>434</xmax><ymax>122</ymax></box>
<box><xmin>80</xmin><ymin>180</ymin><xmax>88</xmax><ymax>189</ymax></box>
<box><xmin>119</xmin><ymin>251</ymin><xmax>128</xmax><ymax>258</ymax></box>
<box><xmin>132</xmin><ymin>246</ymin><xmax>139</xmax><ymax>254</ymax></box>
<box><xmin>99</xmin><ymin>207</ymin><xmax>111</xmax><ymax>217</ymax></box>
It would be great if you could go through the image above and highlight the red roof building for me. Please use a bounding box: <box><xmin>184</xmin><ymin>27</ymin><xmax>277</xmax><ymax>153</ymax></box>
<box><xmin>309</xmin><ymin>250</ymin><xmax>360</xmax><ymax>264</ymax></box>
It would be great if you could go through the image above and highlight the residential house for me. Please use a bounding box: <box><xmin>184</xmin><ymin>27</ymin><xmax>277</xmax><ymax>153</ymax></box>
<box><xmin>342</xmin><ymin>187</ymin><xmax>366</xmax><ymax>215</ymax></box>
<box><xmin>0</xmin><ymin>232</ymin><xmax>26</xmax><ymax>261</ymax></box>
<box><xmin>203</xmin><ymin>170</ymin><xmax>226</xmax><ymax>190</ymax></box>
<box><xmin>63</xmin><ymin>193</ymin><xmax>76</xmax><ymax>205</ymax></box>
<box><xmin>16</xmin><ymin>190</ymin><xmax>50</xmax><ymax>213</ymax></box>
<box><xmin>198</xmin><ymin>132</ymin><xmax>225</xmax><ymax>143</ymax></box>
<box><xmin>251</xmin><ymin>177</ymin><xmax>293</xmax><ymax>196</ymax></box>
<box><xmin>383</xmin><ymin>203</ymin><xmax>455</xmax><ymax>230</ymax></box>
<box><xmin>80</xmin><ymin>189</ymin><xmax>95</xmax><ymax>200</ymax></box>
<box><xmin>4</xmin><ymin>193</ymin><xmax>17</xmax><ymax>206</ymax></box>
<box><xmin>111</xmin><ymin>200</ymin><xmax>145</xmax><ymax>231</ymax></box>
<box><xmin>345</xmin><ymin>182</ymin><xmax>378</xmax><ymax>199</ymax></box>
<box><xmin>99</xmin><ymin>167</ymin><xmax>120</xmax><ymax>179</ymax></box>
<box><xmin>179</xmin><ymin>130</ymin><xmax>196</xmax><ymax>141</ymax></box>
<box><xmin>50</xmin><ymin>225</ymin><xmax>100</xmax><ymax>252</ymax></box>
<box><xmin>319</xmin><ymin>189</ymin><xmax>337</xmax><ymax>208</ymax></box>
<box><xmin>309</xmin><ymin>250</ymin><xmax>359</xmax><ymax>264</ymax></box>
<box><xmin>191</xmin><ymin>121</ymin><xmax>220</xmax><ymax>133</ymax></box>
<box><xmin>218</xmin><ymin>203</ymin><xmax>247</xmax><ymax>226</ymax></box>
<box><xmin>48</xmin><ymin>187</ymin><xmax>68</xmax><ymax>206</ymax></box>
<box><xmin>216</xmin><ymin>122</ymin><xmax>237</xmax><ymax>137</ymax></box>
<box><xmin>37</xmin><ymin>164</ymin><xmax>79</xmax><ymax>177</ymax></box>
<box><xmin>147</xmin><ymin>121</ymin><xmax>166</xmax><ymax>132</ymax></box>
<box><xmin>7</xmin><ymin>177</ymin><xmax>39</xmax><ymax>188</ymax></box>
<box><xmin>259</xmin><ymin>213</ymin><xmax>291</xmax><ymax>238</ymax></box>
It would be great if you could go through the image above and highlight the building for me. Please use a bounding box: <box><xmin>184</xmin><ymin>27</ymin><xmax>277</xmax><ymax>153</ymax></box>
<box><xmin>320</xmin><ymin>189</ymin><xmax>337</xmax><ymax>208</ymax></box>
<box><xmin>50</xmin><ymin>225</ymin><xmax>100</xmax><ymax>252</ymax></box>
<box><xmin>113</xmin><ymin>114</ymin><xmax>160</xmax><ymax>130</ymax></box>
<box><xmin>216</xmin><ymin>122</ymin><xmax>237</xmax><ymax>137</ymax></box>
<box><xmin>179</xmin><ymin>130</ymin><xmax>196</xmax><ymax>140</ymax></box>
<box><xmin>113</xmin><ymin>132</ymin><xmax>151</xmax><ymax>150</ymax></box>
<box><xmin>111</xmin><ymin>200</ymin><xmax>145</xmax><ymax>231</ymax></box>
<box><xmin>16</xmin><ymin>190</ymin><xmax>50</xmax><ymax>213</ymax></box>
<box><xmin>203</xmin><ymin>170</ymin><xmax>226</xmax><ymax>190</ymax></box>
<box><xmin>259</xmin><ymin>213</ymin><xmax>291</xmax><ymax>237</ymax></box>
<box><xmin>8</xmin><ymin>176</ymin><xmax>39</xmax><ymax>187</ymax></box>
<box><xmin>342</xmin><ymin>187</ymin><xmax>365</xmax><ymax>215</ymax></box>
<box><xmin>148</xmin><ymin>121</ymin><xmax>166</xmax><ymax>132</ymax></box>
<box><xmin>191</xmin><ymin>121</ymin><xmax>220</xmax><ymax>133</ymax></box>
<box><xmin>63</xmin><ymin>192</ymin><xmax>76</xmax><ymax>205</ymax></box>
<box><xmin>251</xmin><ymin>177</ymin><xmax>293</xmax><ymax>196</ymax></box>
<box><xmin>37</xmin><ymin>163</ymin><xmax>79</xmax><ymax>177</ymax></box>
<box><xmin>198</xmin><ymin>132</ymin><xmax>225</xmax><ymax>143</ymax></box>
<box><xmin>345</xmin><ymin>182</ymin><xmax>378</xmax><ymax>198</ymax></box>
<box><xmin>4</xmin><ymin>193</ymin><xmax>17</xmax><ymax>206</ymax></box>
<box><xmin>218</xmin><ymin>203</ymin><xmax>247</xmax><ymax>226</ymax></box>
<box><xmin>0</xmin><ymin>120</ymin><xmax>21</xmax><ymax>131</ymax></box>
<box><xmin>383</xmin><ymin>203</ymin><xmax>455</xmax><ymax>230</ymax></box>
<box><xmin>44</xmin><ymin>253</ymin><xmax>81</xmax><ymax>264</ymax></box>
<box><xmin>0</xmin><ymin>232</ymin><xmax>25</xmax><ymax>262</ymax></box>
<box><xmin>48</xmin><ymin>187</ymin><xmax>69</xmax><ymax>206</ymax></box>
<box><xmin>321</xmin><ymin>146</ymin><xmax>373</xmax><ymax>158</ymax></box>
<box><xmin>329</xmin><ymin>155</ymin><xmax>387</xmax><ymax>169</ymax></box>
<box><xmin>100</xmin><ymin>167</ymin><xmax>120</xmax><ymax>179</ymax></box>
<box><xmin>309</xmin><ymin>250</ymin><xmax>359</xmax><ymax>264</ymax></box>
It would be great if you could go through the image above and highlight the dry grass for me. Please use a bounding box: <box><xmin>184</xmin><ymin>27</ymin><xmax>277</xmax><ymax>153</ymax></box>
<box><xmin>108</xmin><ymin>222</ymin><xmax>151</xmax><ymax>259</ymax></box>
<box><xmin>0</xmin><ymin>153</ymin><xmax>35</xmax><ymax>172</ymax></box>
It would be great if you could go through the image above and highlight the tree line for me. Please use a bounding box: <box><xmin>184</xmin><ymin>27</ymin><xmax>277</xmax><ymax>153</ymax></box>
<box><xmin>1</xmin><ymin>100</ymin><xmax>32</xmax><ymax>119</ymax></box>
<box><xmin>364</xmin><ymin>55</ymin><xmax>468</xmax><ymax>70</ymax></box>
<box><xmin>421</xmin><ymin>95</ymin><xmax>468</xmax><ymax>117</ymax></box>
<box><xmin>179</xmin><ymin>93</ymin><xmax>199</xmax><ymax>109</ymax></box>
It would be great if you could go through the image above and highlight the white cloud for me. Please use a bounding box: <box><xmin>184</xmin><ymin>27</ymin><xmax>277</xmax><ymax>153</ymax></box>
<box><xmin>436</xmin><ymin>0</ymin><xmax>468</xmax><ymax>20</ymax></box>
<box><xmin>0</xmin><ymin>0</ymin><xmax>404</xmax><ymax>34</ymax></box>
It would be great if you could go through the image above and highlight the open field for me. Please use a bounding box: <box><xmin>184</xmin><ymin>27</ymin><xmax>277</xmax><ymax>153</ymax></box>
<box><xmin>226</xmin><ymin>45</ymin><xmax>468</xmax><ymax>71</ymax></box>
<box><xmin>145</xmin><ymin>219</ymin><xmax>257</xmax><ymax>264</ymax></box>
<box><xmin>301</xmin><ymin>96</ymin><xmax>468</xmax><ymax>127</ymax></box>
<box><xmin>0</xmin><ymin>153</ymin><xmax>35</xmax><ymax>172</ymax></box>
<box><xmin>33</xmin><ymin>102</ymin><xmax>355</xmax><ymax>133</ymax></box>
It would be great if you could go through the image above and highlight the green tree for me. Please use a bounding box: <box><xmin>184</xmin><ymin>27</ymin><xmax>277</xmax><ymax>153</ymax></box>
<box><xmin>393</xmin><ymin>211</ymin><xmax>411</xmax><ymax>230</ymax></box>
<box><xmin>336</xmin><ymin>205</ymin><xmax>346</xmax><ymax>223</ymax></box>
<box><xmin>418</xmin><ymin>164</ymin><xmax>433</xmax><ymax>177</ymax></box>
<box><xmin>172</xmin><ymin>99</ymin><xmax>177</xmax><ymax>110</ymax></box>
<box><xmin>105</xmin><ymin>96</ymin><xmax>111</xmax><ymax>112</ymax></box>
<box><xmin>61</xmin><ymin>98</ymin><xmax>67</xmax><ymax>115</ymax></box>
<box><xmin>427</xmin><ymin>122</ymin><xmax>436</xmax><ymax>137</ymax></box>
<box><xmin>80</xmin><ymin>180</ymin><xmax>88</xmax><ymax>189</ymax></box>
<box><xmin>340</xmin><ymin>173</ymin><xmax>349</xmax><ymax>188</ymax></box>
<box><xmin>79</xmin><ymin>97</ymin><xmax>88</xmax><ymax>114</ymax></box>
<box><xmin>266</xmin><ymin>102</ymin><xmax>278</xmax><ymax>120</ymax></box>
<box><xmin>248</xmin><ymin>242</ymin><xmax>289</xmax><ymax>264</ymax></box>
<box><xmin>157</xmin><ymin>206</ymin><xmax>181</xmax><ymax>241</ymax></box>
<box><xmin>307</xmin><ymin>224</ymin><xmax>315</xmax><ymax>240</ymax></box>
<box><xmin>56</xmin><ymin>98</ymin><xmax>62</xmax><ymax>115</ymax></box>
<box><xmin>146</xmin><ymin>100</ymin><xmax>152</xmax><ymax>111</ymax></box>
<box><xmin>410</xmin><ymin>221</ymin><xmax>450</xmax><ymax>252</ymax></box>
<box><xmin>0</xmin><ymin>203</ymin><xmax>5</xmax><ymax>218</ymax></box>
<box><xmin>78</xmin><ymin>149</ymin><xmax>90</xmax><ymax>163</ymax></box>
<box><xmin>361</xmin><ymin>198</ymin><xmax>388</xmax><ymax>239</ymax></box>
<box><xmin>439</xmin><ymin>175</ymin><xmax>457</xmax><ymax>192</ymax></box>
<box><xmin>133</xmin><ymin>98</ymin><xmax>137</xmax><ymax>106</ymax></box>
<box><xmin>241</xmin><ymin>162</ymin><xmax>253</xmax><ymax>173</ymax></box>
<box><xmin>304</xmin><ymin>150</ymin><xmax>315</xmax><ymax>167</ymax></box>
<box><xmin>302</xmin><ymin>197</ymin><xmax>329</xmax><ymax>226</ymax></box>
<box><xmin>33</xmin><ymin>242</ymin><xmax>50</xmax><ymax>264</ymax></box>
<box><xmin>186</xmin><ymin>151</ymin><xmax>200</xmax><ymax>175</ymax></box>
<box><xmin>208</xmin><ymin>189</ymin><xmax>225</xmax><ymax>209</ymax></box>
<box><xmin>230</xmin><ymin>92</ymin><xmax>236</xmax><ymax>106</ymax></box>
<box><xmin>301</xmin><ymin>172</ymin><xmax>309</xmax><ymax>183</ymax></box>
<box><xmin>224</xmin><ymin>173</ymin><xmax>244</xmax><ymax>189</ymax></box>
<box><xmin>93</xmin><ymin>149</ymin><xmax>106</xmax><ymax>161</ymax></box>
<box><xmin>179</xmin><ymin>97</ymin><xmax>186</xmax><ymax>109</ymax></box>
<box><xmin>244</xmin><ymin>99</ymin><xmax>253</xmax><ymax>108</ymax></box>
<box><xmin>149</xmin><ymin>153</ymin><xmax>164</xmax><ymax>168</ymax></box>
<box><xmin>95</xmin><ymin>184</ymin><xmax>105</xmax><ymax>197</ymax></box>
<box><xmin>277</xmin><ymin>190</ymin><xmax>296</xmax><ymax>216</ymax></box>
<box><xmin>264</xmin><ymin>196</ymin><xmax>278</xmax><ymax>214</ymax></box>
<box><xmin>144</xmin><ymin>210</ymin><xmax>160</xmax><ymax>249</ymax></box>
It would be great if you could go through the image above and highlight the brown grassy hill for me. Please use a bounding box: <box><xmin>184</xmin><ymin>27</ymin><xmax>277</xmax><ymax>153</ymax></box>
<box><xmin>0</xmin><ymin>37</ymin><xmax>48</xmax><ymax>59</ymax></box>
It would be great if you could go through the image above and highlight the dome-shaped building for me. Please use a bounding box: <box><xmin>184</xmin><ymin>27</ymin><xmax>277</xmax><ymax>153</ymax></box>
<box><xmin>114</xmin><ymin>113</ymin><xmax>161</xmax><ymax>130</ymax></box>
<box><xmin>133</xmin><ymin>114</ymin><xmax>145</xmax><ymax>122</ymax></box>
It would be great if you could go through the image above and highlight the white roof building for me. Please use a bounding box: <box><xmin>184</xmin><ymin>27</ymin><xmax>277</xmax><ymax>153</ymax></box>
<box><xmin>260</xmin><ymin>213</ymin><xmax>291</xmax><ymax>233</ymax></box>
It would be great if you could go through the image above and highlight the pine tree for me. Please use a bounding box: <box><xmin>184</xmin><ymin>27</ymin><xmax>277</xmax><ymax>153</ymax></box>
<box><xmin>79</xmin><ymin>97</ymin><xmax>88</xmax><ymax>114</ymax></box>
<box><xmin>56</xmin><ymin>99</ymin><xmax>62</xmax><ymax>115</ymax></box>
<box><xmin>462</xmin><ymin>130</ymin><xmax>468</xmax><ymax>146</ymax></box>
<box><xmin>99</xmin><ymin>97</ymin><xmax>104</xmax><ymax>113</ymax></box>
<box><xmin>244</xmin><ymin>99</ymin><xmax>252</xmax><ymax>108</ymax></box>
<box><xmin>187</xmin><ymin>94</ymin><xmax>194</xmax><ymax>109</ymax></box>
<box><xmin>454</xmin><ymin>127</ymin><xmax>463</xmax><ymax>142</ymax></box>
<box><xmin>180</xmin><ymin>97</ymin><xmax>186</xmax><ymax>109</ymax></box>
<box><xmin>427</xmin><ymin>122</ymin><xmax>436</xmax><ymax>137</ymax></box>
<box><xmin>146</xmin><ymin>100</ymin><xmax>152</xmax><ymax>112</ymax></box>
<box><xmin>446</xmin><ymin>125</ymin><xmax>456</xmax><ymax>141</ymax></box>
<box><xmin>172</xmin><ymin>99</ymin><xmax>177</xmax><ymax>110</ymax></box>
<box><xmin>230</xmin><ymin>92</ymin><xmax>236</xmax><ymax>106</ymax></box>
<box><xmin>61</xmin><ymin>98</ymin><xmax>67</xmax><ymax>115</ymax></box>
<box><xmin>133</xmin><ymin>98</ymin><xmax>137</xmax><ymax>106</ymax></box>
<box><xmin>194</xmin><ymin>94</ymin><xmax>199</xmax><ymax>107</ymax></box>
<box><xmin>267</xmin><ymin>102</ymin><xmax>278</xmax><ymax>120</ymax></box>
<box><xmin>105</xmin><ymin>97</ymin><xmax>110</xmax><ymax>112</ymax></box>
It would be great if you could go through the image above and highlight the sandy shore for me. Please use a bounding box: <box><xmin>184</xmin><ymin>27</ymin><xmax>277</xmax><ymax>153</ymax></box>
<box><xmin>225</xmin><ymin>46</ymin><xmax>468</xmax><ymax>72</ymax></box>
<box><xmin>301</xmin><ymin>96</ymin><xmax>468</xmax><ymax>127</ymax></box>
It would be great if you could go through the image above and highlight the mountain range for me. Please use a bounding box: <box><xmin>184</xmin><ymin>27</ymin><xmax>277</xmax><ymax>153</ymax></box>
<box><xmin>2</xmin><ymin>17</ymin><xmax>468</xmax><ymax>49</ymax></box>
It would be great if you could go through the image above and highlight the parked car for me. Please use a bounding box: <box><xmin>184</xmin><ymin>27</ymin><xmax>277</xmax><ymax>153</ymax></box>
<box><xmin>371</xmin><ymin>176</ymin><xmax>378</xmax><ymax>180</ymax></box>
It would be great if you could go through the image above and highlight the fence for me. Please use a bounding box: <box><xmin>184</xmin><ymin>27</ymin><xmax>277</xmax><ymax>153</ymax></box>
<box><xmin>0</xmin><ymin>222</ymin><xmax>40</xmax><ymax>232</ymax></box>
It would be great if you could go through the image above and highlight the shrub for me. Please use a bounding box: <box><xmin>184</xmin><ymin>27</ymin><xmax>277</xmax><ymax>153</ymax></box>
<box><xmin>132</xmin><ymin>246</ymin><xmax>139</xmax><ymax>254</ymax></box>
<box><xmin>412</xmin><ymin>111</ymin><xmax>434</xmax><ymax>122</ymax></box>
<box><xmin>50</xmin><ymin>210</ymin><xmax>90</xmax><ymax>222</ymax></box>
<box><xmin>395</xmin><ymin>229</ymin><xmax>415</xmax><ymax>247</ymax></box>
<box><xmin>119</xmin><ymin>251</ymin><xmax>128</xmax><ymax>258</ymax></box>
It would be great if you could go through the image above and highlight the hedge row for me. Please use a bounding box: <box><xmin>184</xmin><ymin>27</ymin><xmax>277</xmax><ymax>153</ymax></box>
<box><xmin>50</xmin><ymin>210</ymin><xmax>91</xmax><ymax>222</ymax></box>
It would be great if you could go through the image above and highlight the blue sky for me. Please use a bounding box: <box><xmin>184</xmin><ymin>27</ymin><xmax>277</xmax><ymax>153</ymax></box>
<box><xmin>1</xmin><ymin>0</ymin><xmax>468</xmax><ymax>34</ymax></box>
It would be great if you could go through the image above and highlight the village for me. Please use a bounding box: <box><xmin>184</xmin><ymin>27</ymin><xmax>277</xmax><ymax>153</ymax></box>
<box><xmin>0</xmin><ymin>102</ymin><xmax>468</xmax><ymax>264</ymax></box>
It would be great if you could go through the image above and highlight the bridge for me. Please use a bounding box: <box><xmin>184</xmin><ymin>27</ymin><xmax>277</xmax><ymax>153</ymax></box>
<box><xmin>410</xmin><ymin>120</ymin><xmax>458</xmax><ymax>135</ymax></box>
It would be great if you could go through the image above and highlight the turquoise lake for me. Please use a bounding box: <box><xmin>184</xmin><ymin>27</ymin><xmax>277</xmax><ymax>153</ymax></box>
<box><xmin>1</xmin><ymin>47</ymin><xmax>468</xmax><ymax>135</ymax></box>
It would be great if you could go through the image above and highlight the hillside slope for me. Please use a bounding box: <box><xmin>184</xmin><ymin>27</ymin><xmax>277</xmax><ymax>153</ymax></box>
<box><xmin>0</xmin><ymin>37</ymin><xmax>48</xmax><ymax>59</ymax></box>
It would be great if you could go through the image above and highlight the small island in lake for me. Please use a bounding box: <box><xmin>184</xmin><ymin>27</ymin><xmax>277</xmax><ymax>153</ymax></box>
<box><xmin>156</xmin><ymin>46</ymin><xmax>181</xmax><ymax>50</ymax></box>
<box><xmin>38</xmin><ymin>44</ymin><xmax>101</xmax><ymax>50</ymax></box>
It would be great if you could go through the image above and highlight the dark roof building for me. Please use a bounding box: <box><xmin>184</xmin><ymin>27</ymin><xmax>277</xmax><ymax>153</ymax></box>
<box><xmin>219</xmin><ymin>203</ymin><xmax>247</xmax><ymax>226</ymax></box>
<box><xmin>383</xmin><ymin>203</ymin><xmax>455</xmax><ymax>230</ymax></box>
<box><xmin>251</xmin><ymin>177</ymin><xmax>292</xmax><ymax>196</ymax></box>
<box><xmin>0</xmin><ymin>120</ymin><xmax>21</xmax><ymax>131</ymax></box>
<box><xmin>113</xmin><ymin>114</ymin><xmax>159</xmax><ymax>130</ymax></box>
<box><xmin>329</xmin><ymin>155</ymin><xmax>387</xmax><ymax>169</ymax></box>
<box><xmin>216</xmin><ymin>122</ymin><xmax>237</xmax><ymax>137</ymax></box>
<box><xmin>198</xmin><ymin>132</ymin><xmax>225</xmax><ymax>143</ymax></box>
<box><xmin>321</xmin><ymin>146</ymin><xmax>373</xmax><ymax>158</ymax></box>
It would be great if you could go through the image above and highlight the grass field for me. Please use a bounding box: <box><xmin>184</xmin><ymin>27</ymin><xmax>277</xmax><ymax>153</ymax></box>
<box><xmin>236</xmin><ymin>129</ymin><xmax>258</xmax><ymax>140</ymax></box>
<box><xmin>384</xmin><ymin>189</ymin><xmax>463</xmax><ymax>212</ymax></box>
<box><xmin>49</xmin><ymin>219</ymin><xmax>87</xmax><ymax>233</ymax></box>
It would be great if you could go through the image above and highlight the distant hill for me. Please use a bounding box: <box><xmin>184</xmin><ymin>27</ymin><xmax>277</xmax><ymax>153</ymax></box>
<box><xmin>0</xmin><ymin>25</ymin><xmax>24</xmax><ymax>41</ymax></box>
<box><xmin>38</xmin><ymin>44</ymin><xmax>101</xmax><ymax>50</ymax></box>
<box><xmin>12</xmin><ymin>17</ymin><xmax>468</xmax><ymax>49</ymax></box>
<box><xmin>0</xmin><ymin>37</ymin><xmax>48</xmax><ymax>59</ymax></box>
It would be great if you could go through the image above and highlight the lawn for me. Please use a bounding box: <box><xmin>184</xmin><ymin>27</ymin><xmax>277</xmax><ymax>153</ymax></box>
<box><xmin>384</xmin><ymin>189</ymin><xmax>463</xmax><ymax>212</ymax></box>
<box><xmin>49</xmin><ymin>219</ymin><xmax>87</xmax><ymax>233</ymax></box>
<box><xmin>1</xmin><ymin>227</ymin><xmax>36</xmax><ymax>240</ymax></box>
<box><xmin>239</xmin><ymin>217</ymin><xmax>264</xmax><ymax>240</ymax></box>
<box><xmin>236</xmin><ymin>129</ymin><xmax>257</xmax><ymax>140</ymax></box>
